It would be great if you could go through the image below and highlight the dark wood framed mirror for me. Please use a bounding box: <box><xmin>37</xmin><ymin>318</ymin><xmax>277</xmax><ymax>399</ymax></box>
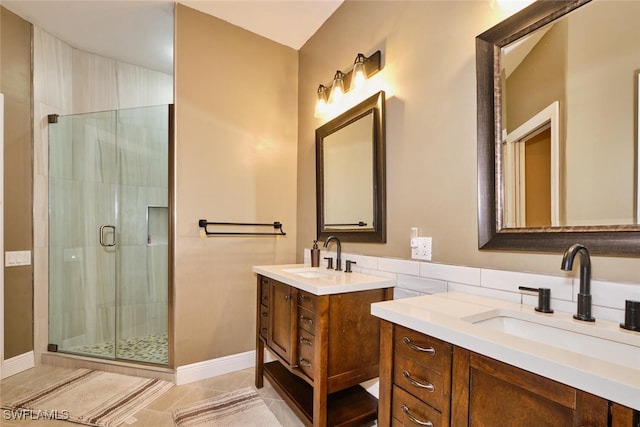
<box><xmin>316</xmin><ymin>91</ymin><xmax>386</xmax><ymax>243</ymax></box>
<box><xmin>477</xmin><ymin>0</ymin><xmax>640</xmax><ymax>256</ymax></box>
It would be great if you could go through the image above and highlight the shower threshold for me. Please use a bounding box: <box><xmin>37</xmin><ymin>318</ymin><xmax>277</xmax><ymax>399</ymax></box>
<box><xmin>64</xmin><ymin>333</ymin><xmax>168</xmax><ymax>365</ymax></box>
<box><xmin>42</xmin><ymin>350</ymin><xmax>174</xmax><ymax>382</ymax></box>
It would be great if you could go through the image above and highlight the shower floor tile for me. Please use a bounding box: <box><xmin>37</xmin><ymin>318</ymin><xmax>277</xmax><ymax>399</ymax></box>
<box><xmin>66</xmin><ymin>333</ymin><xmax>168</xmax><ymax>365</ymax></box>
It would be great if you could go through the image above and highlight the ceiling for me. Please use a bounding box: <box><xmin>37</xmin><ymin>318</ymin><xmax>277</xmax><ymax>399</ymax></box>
<box><xmin>1</xmin><ymin>0</ymin><xmax>343</xmax><ymax>75</ymax></box>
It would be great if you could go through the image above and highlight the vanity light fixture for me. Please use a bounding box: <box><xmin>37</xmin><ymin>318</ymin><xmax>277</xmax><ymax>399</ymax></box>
<box><xmin>314</xmin><ymin>50</ymin><xmax>382</xmax><ymax>118</ymax></box>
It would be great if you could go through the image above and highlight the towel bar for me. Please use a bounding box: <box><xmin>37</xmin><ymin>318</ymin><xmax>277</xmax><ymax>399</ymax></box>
<box><xmin>198</xmin><ymin>219</ymin><xmax>286</xmax><ymax>236</ymax></box>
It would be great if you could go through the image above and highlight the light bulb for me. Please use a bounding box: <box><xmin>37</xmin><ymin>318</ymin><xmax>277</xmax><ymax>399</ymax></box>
<box><xmin>350</xmin><ymin>54</ymin><xmax>367</xmax><ymax>92</ymax></box>
<box><xmin>328</xmin><ymin>70</ymin><xmax>345</xmax><ymax>105</ymax></box>
<box><xmin>314</xmin><ymin>85</ymin><xmax>328</xmax><ymax>118</ymax></box>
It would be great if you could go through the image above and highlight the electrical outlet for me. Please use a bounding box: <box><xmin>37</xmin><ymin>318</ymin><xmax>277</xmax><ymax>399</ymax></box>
<box><xmin>411</xmin><ymin>237</ymin><xmax>432</xmax><ymax>261</ymax></box>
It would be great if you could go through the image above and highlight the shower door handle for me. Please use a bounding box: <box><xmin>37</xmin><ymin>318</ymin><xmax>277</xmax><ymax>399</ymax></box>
<box><xmin>99</xmin><ymin>225</ymin><xmax>116</xmax><ymax>247</ymax></box>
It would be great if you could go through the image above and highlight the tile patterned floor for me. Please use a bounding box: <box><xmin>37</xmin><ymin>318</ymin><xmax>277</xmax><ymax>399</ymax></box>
<box><xmin>0</xmin><ymin>365</ymin><xmax>305</xmax><ymax>426</ymax></box>
<box><xmin>66</xmin><ymin>334</ymin><xmax>169</xmax><ymax>365</ymax></box>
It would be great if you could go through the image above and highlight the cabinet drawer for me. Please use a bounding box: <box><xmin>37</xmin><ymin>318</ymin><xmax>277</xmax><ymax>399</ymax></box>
<box><xmin>392</xmin><ymin>385</ymin><xmax>443</xmax><ymax>427</ymax></box>
<box><xmin>394</xmin><ymin>325</ymin><xmax>451</xmax><ymax>374</ymax></box>
<box><xmin>259</xmin><ymin>305</ymin><xmax>269</xmax><ymax>339</ymax></box>
<box><xmin>297</xmin><ymin>290</ymin><xmax>316</xmax><ymax>311</ymax></box>
<box><xmin>298</xmin><ymin>306</ymin><xmax>315</xmax><ymax>334</ymax></box>
<box><xmin>394</xmin><ymin>353</ymin><xmax>447</xmax><ymax>411</ymax></box>
<box><xmin>260</xmin><ymin>277</ymin><xmax>270</xmax><ymax>307</ymax></box>
<box><xmin>297</xmin><ymin>329</ymin><xmax>315</xmax><ymax>380</ymax></box>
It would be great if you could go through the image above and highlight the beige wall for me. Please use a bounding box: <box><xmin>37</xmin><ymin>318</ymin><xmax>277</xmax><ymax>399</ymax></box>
<box><xmin>1</xmin><ymin>6</ymin><xmax>33</xmax><ymax>360</ymax></box>
<box><xmin>174</xmin><ymin>5</ymin><xmax>298</xmax><ymax>366</ymax></box>
<box><xmin>297</xmin><ymin>1</ymin><xmax>640</xmax><ymax>285</ymax></box>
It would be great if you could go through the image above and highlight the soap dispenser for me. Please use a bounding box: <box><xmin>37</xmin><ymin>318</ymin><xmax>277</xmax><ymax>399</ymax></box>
<box><xmin>311</xmin><ymin>240</ymin><xmax>320</xmax><ymax>267</ymax></box>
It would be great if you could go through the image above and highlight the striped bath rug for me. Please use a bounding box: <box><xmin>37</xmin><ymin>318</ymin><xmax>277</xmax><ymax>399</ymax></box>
<box><xmin>1</xmin><ymin>368</ymin><xmax>173</xmax><ymax>426</ymax></box>
<box><xmin>173</xmin><ymin>387</ymin><xmax>282</xmax><ymax>427</ymax></box>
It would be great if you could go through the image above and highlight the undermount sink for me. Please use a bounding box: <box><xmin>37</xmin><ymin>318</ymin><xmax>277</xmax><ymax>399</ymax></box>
<box><xmin>282</xmin><ymin>267</ymin><xmax>333</xmax><ymax>279</ymax></box>
<box><xmin>463</xmin><ymin>309</ymin><xmax>640</xmax><ymax>370</ymax></box>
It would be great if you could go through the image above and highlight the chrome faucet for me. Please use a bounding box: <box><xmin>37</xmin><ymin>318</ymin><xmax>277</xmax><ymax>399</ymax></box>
<box><xmin>561</xmin><ymin>243</ymin><xmax>595</xmax><ymax>322</ymax></box>
<box><xmin>323</xmin><ymin>236</ymin><xmax>342</xmax><ymax>271</ymax></box>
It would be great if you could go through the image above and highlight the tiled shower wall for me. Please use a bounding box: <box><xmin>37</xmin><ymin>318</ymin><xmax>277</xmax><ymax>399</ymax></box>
<box><xmin>305</xmin><ymin>249</ymin><xmax>640</xmax><ymax>324</ymax></box>
<box><xmin>33</xmin><ymin>26</ymin><xmax>173</xmax><ymax>361</ymax></box>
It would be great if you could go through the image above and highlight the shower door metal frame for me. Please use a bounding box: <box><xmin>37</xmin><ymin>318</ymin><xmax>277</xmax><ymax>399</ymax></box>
<box><xmin>47</xmin><ymin>105</ymin><xmax>174</xmax><ymax>367</ymax></box>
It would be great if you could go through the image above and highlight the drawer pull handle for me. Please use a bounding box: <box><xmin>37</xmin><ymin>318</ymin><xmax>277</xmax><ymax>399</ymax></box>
<box><xmin>403</xmin><ymin>370</ymin><xmax>434</xmax><ymax>392</ymax></box>
<box><xmin>402</xmin><ymin>337</ymin><xmax>436</xmax><ymax>355</ymax></box>
<box><xmin>261</xmin><ymin>312</ymin><xmax>268</xmax><ymax>317</ymax></box>
<box><xmin>299</xmin><ymin>294</ymin><xmax>307</xmax><ymax>300</ymax></box>
<box><xmin>300</xmin><ymin>315</ymin><xmax>314</xmax><ymax>325</ymax></box>
<box><xmin>401</xmin><ymin>405</ymin><xmax>433</xmax><ymax>427</ymax></box>
<box><xmin>262</xmin><ymin>295</ymin><xmax>268</xmax><ymax>301</ymax></box>
<box><xmin>260</xmin><ymin>328</ymin><xmax>268</xmax><ymax>334</ymax></box>
<box><xmin>299</xmin><ymin>337</ymin><xmax>313</xmax><ymax>346</ymax></box>
<box><xmin>284</xmin><ymin>295</ymin><xmax>289</xmax><ymax>300</ymax></box>
<box><xmin>299</xmin><ymin>358</ymin><xmax>312</xmax><ymax>368</ymax></box>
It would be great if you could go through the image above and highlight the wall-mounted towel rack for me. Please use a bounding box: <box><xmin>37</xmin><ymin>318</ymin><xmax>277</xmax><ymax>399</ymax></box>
<box><xmin>198</xmin><ymin>219</ymin><xmax>286</xmax><ymax>236</ymax></box>
<box><xmin>325</xmin><ymin>221</ymin><xmax>368</xmax><ymax>227</ymax></box>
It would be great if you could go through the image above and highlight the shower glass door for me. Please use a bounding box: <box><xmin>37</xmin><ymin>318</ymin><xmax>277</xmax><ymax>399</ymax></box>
<box><xmin>48</xmin><ymin>105</ymin><xmax>169</xmax><ymax>365</ymax></box>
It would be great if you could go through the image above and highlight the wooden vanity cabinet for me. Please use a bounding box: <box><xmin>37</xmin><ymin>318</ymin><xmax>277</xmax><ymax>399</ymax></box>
<box><xmin>378</xmin><ymin>320</ymin><xmax>637</xmax><ymax>427</ymax></box>
<box><xmin>256</xmin><ymin>274</ymin><xmax>393</xmax><ymax>427</ymax></box>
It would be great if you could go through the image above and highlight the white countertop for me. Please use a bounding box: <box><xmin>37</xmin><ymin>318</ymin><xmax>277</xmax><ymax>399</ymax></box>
<box><xmin>371</xmin><ymin>292</ymin><xmax>640</xmax><ymax>411</ymax></box>
<box><xmin>252</xmin><ymin>264</ymin><xmax>394</xmax><ymax>295</ymax></box>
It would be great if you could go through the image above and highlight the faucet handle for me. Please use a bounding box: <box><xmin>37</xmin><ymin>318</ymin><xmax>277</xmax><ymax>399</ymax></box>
<box><xmin>323</xmin><ymin>256</ymin><xmax>333</xmax><ymax>270</ymax></box>
<box><xmin>620</xmin><ymin>300</ymin><xmax>640</xmax><ymax>331</ymax></box>
<box><xmin>518</xmin><ymin>286</ymin><xmax>554</xmax><ymax>314</ymax></box>
<box><xmin>345</xmin><ymin>260</ymin><xmax>357</xmax><ymax>273</ymax></box>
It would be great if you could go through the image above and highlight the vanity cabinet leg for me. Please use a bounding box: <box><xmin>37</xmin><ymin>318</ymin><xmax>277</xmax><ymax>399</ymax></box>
<box><xmin>313</xmin><ymin>295</ymin><xmax>330</xmax><ymax>427</ymax></box>
<box><xmin>313</xmin><ymin>385</ymin><xmax>328</xmax><ymax>427</ymax></box>
<box><xmin>377</xmin><ymin>320</ymin><xmax>393</xmax><ymax>427</ymax></box>
<box><xmin>256</xmin><ymin>276</ymin><xmax>265</xmax><ymax>388</ymax></box>
<box><xmin>255</xmin><ymin>337</ymin><xmax>264</xmax><ymax>388</ymax></box>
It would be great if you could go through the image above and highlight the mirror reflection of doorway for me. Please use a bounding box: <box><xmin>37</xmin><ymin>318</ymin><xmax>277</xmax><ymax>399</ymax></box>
<box><xmin>524</xmin><ymin>129</ymin><xmax>551</xmax><ymax>226</ymax></box>
<box><xmin>512</xmin><ymin>127</ymin><xmax>552</xmax><ymax>227</ymax></box>
<box><xmin>504</xmin><ymin>102</ymin><xmax>559</xmax><ymax>228</ymax></box>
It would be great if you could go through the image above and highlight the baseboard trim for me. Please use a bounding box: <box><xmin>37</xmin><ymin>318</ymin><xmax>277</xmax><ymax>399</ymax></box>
<box><xmin>2</xmin><ymin>351</ymin><xmax>35</xmax><ymax>379</ymax></box>
<box><xmin>175</xmin><ymin>350</ymin><xmax>257</xmax><ymax>385</ymax></box>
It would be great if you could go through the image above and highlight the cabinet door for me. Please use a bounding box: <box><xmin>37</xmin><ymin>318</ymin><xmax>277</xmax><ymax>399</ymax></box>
<box><xmin>468</xmin><ymin>353</ymin><xmax>608</xmax><ymax>426</ymax></box>
<box><xmin>270</xmin><ymin>280</ymin><xmax>294</xmax><ymax>364</ymax></box>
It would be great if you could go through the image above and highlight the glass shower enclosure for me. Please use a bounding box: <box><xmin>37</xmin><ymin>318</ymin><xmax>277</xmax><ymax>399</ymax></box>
<box><xmin>48</xmin><ymin>105</ymin><xmax>171</xmax><ymax>365</ymax></box>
